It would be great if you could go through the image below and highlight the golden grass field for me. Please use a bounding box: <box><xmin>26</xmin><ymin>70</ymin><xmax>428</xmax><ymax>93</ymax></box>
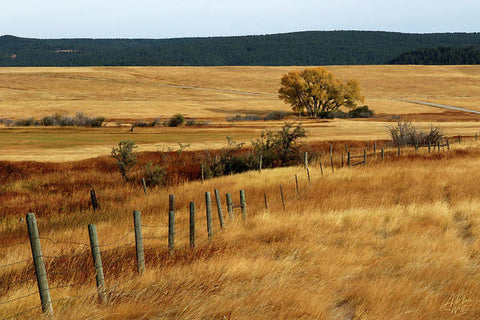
<box><xmin>2</xmin><ymin>66</ymin><xmax>480</xmax><ymax>319</ymax></box>
<box><xmin>1</xmin><ymin>65</ymin><xmax>480</xmax><ymax>161</ymax></box>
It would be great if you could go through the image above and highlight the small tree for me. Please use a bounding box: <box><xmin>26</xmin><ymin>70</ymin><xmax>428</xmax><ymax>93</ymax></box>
<box><xmin>278</xmin><ymin>68</ymin><xmax>364</xmax><ymax>117</ymax></box>
<box><xmin>111</xmin><ymin>140</ymin><xmax>138</xmax><ymax>181</ymax></box>
<box><xmin>167</xmin><ymin>114</ymin><xmax>185</xmax><ymax>127</ymax></box>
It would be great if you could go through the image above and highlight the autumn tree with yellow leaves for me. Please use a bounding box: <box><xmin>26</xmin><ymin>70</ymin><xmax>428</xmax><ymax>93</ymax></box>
<box><xmin>278</xmin><ymin>68</ymin><xmax>365</xmax><ymax>117</ymax></box>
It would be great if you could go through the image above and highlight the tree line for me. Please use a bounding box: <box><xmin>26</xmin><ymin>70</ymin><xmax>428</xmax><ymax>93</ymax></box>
<box><xmin>388</xmin><ymin>46</ymin><xmax>480</xmax><ymax>65</ymax></box>
<box><xmin>1</xmin><ymin>31</ymin><xmax>480</xmax><ymax>66</ymax></box>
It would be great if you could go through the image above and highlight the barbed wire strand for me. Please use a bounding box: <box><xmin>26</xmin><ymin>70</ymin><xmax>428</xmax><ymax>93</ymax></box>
<box><xmin>0</xmin><ymin>241</ymin><xmax>30</xmax><ymax>249</ymax></box>
<box><xmin>0</xmin><ymin>259</ymin><xmax>31</xmax><ymax>269</ymax></box>
<box><xmin>141</xmin><ymin>225</ymin><xmax>168</xmax><ymax>228</ymax></box>
<box><xmin>0</xmin><ymin>291</ymin><xmax>37</xmax><ymax>306</ymax></box>
<box><xmin>43</xmin><ymin>251</ymin><xmax>90</xmax><ymax>260</ymax></box>
<box><xmin>98</xmin><ymin>232</ymin><xmax>132</xmax><ymax>248</ymax></box>
<box><xmin>6</xmin><ymin>278</ymin><xmax>36</xmax><ymax>287</ymax></box>
<box><xmin>39</xmin><ymin>237</ymin><xmax>89</xmax><ymax>248</ymax></box>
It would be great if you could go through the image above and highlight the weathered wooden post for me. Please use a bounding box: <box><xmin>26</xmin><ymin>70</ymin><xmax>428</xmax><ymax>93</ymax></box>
<box><xmin>141</xmin><ymin>178</ymin><xmax>148</xmax><ymax>196</ymax></box>
<box><xmin>264</xmin><ymin>193</ymin><xmax>268</xmax><ymax>210</ymax></box>
<box><xmin>304</xmin><ymin>151</ymin><xmax>308</xmax><ymax>170</ymax></box>
<box><xmin>240</xmin><ymin>190</ymin><xmax>247</xmax><ymax>220</ymax></box>
<box><xmin>280</xmin><ymin>185</ymin><xmax>286</xmax><ymax>211</ymax></box>
<box><xmin>347</xmin><ymin>151</ymin><xmax>351</xmax><ymax>167</ymax></box>
<box><xmin>307</xmin><ymin>168</ymin><xmax>311</xmax><ymax>184</ymax></box>
<box><xmin>201</xmin><ymin>164</ymin><xmax>204</xmax><ymax>184</ymax></box>
<box><xmin>133</xmin><ymin>210</ymin><xmax>145</xmax><ymax>274</ymax></box>
<box><xmin>205</xmin><ymin>192</ymin><xmax>213</xmax><ymax>238</ymax></box>
<box><xmin>214</xmin><ymin>189</ymin><xmax>225</xmax><ymax>229</ymax></box>
<box><xmin>319</xmin><ymin>161</ymin><xmax>324</xmax><ymax>176</ymax></box>
<box><xmin>381</xmin><ymin>148</ymin><xmax>384</xmax><ymax>161</ymax></box>
<box><xmin>190</xmin><ymin>202</ymin><xmax>196</xmax><ymax>248</ymax></box>
<box><xmin>330</xmin><ymin>153</ymin><xmax>334</xmax><ymax>173</ymax></box>
<box><xmin>363</xmin><ymin>149</ymin><xmax>367</xmax><ymax>166</ymax></box>
<box><xmin>168</xmin><ymin>194</ymin><xmax>175</xmax><ymax>251</ymax></box>
<box><xmin>26</xmin><ymin>213</ymin><xmax>53</xmax><ymax>316</ymax></box>
<box><xmin>345</xmin><ymin>144</ymin><xmax>349</xmax><ymax>153</ymax></box>
<box><xmin>90</xmin><ymin>189</ymin><xmax>99</xmax><ymax>212</ymax></box>
<box><xmin>295</xmin><ymin>174</ymin><xmax>299</xmax><ymax>197</ymax></box>
<box><xmin>226</xmin><ymin>193</ymin><xmax>234</xmax><ymax>221</ymax></box>
<box><xmin>88</xmin><ymin>224</ymin><xmax>107</xmax><ymax>303</ymax></box>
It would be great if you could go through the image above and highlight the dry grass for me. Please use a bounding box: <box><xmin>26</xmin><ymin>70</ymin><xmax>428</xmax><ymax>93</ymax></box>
<box><xmin>2</xmin><ymin>140</ymin><xmax>480</xmax><ymax>319</ymax></box>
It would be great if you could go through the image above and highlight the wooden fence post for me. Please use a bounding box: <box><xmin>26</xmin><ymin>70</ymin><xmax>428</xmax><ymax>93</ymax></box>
<box><xmin>90</xmin><ymin>189</ymin><xmax>99</xmax><ymax>212</ymax></box>
<box><xmin>347</xmin><ymin>151</ymin><xmax>351</xmax><ymax>166</ymax></box>
<box><xmin>141</xmin><ymin>178</ymin><xmax>148</xmax><ymax>196</ymax></box>
<box><xmin>264</xmin><ymin>193</ymin><xmax>268</xmax><ymax>210</ymax></box>
<box><xmin>330</xmin><ymin>153</ymin><xmax>334</xmax><ymax>173</ymax></box>
<box><xmin>214</xmin><ymin>189</ymin><xmax>225</xmax><ymax>229</ymax></box>
<box><xmin>341</xmin><ymin>153</ymin><xmax>344</xmax><ymax>168</ymax></box>
<box><xmin>190</xmin><ymin>201</ymin><xmax>196</xmax><ymax>248</ymax></box>
<box><xmin>414</xmin><ymin>142</ymin><xmax>418</xmax><ymax>154</ymax></box>
<box><xmin>259</xmin><ymin>155</ymin><xmax>263</xmax><ymax>173</ymax></box>
<box><xmin>319</xmin><ymin>161</ymin><xmax>324</xmax><ymax>176</ymax></box>
<box><xmin>381</xmin><ymin>148</ymin><xmax>384</xmax><ymax>161</ymax></box>
<box><xmin>201</xmin><ymin>165</ymin><xmax>204</xmax><ymax>184</ymax></box>
<box><xmin>133</xmin><ymin>210</ymin><xmax>145</xmax><ymax>274</ymax></box>
<box><xmin>205</xmin><ymin>192</ymin><xmax>213</xmax><ymax>238</ymax></box>
<box><xmin>168</xmin><ymin>195</ymin><xmax>175</xmax><ymax>251</ymax></box>
<box><xmin>307</xmin><ymin>168</ymin><xmax>311</xmax><ymax>184</ymax></box>
<box><xmin>280</xmin><ymin>185</ymin><xmax>286</xmax><ymax>211</ymax></box>
<box><xmin>295</xmin><ymin>174</ymin><xmax>299</xmax><ymax>197</ymax></box>
<box><xmin>88</xmin><ymin>224</ymin><xmax>107</xmax><ymax>303</ymax></box>
<box><xmin>363</xmin><ymin>149</ymin><xmax>367</xmax><ymax>166</ymax></box>
<box><xmin>304</xmin><ymin>151</ymin><xmax>308</xmax><ymax>170</ymax></box>
<box><xmin>447</xmin><ymin>139</ymin><xmax>450</xmax><ymax>151</ymax></box>
<box><xmin>226</xmin><ymin>193</ymin><xmax>234</xmax><ymax>221</ymax></box>
<box><xmin>240</xmin><ymin>190</ymin><xmax>247</xmax><ymax>220</ymax></box>
<box><xmin>26</xmin><ymin>213</ymin><xmax>53</xmax><ymax>316</ymax></box>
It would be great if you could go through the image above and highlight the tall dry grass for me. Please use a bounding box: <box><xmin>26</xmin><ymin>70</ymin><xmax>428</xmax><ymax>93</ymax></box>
<box><xmin>2</xmin><ymin>141</ymin><xmax>480</xmax><ymax>319</ymax></box>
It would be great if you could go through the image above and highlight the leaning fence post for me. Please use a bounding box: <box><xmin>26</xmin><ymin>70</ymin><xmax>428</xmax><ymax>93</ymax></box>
<box><xmin>264</xmin><ymin>193</ymin><xmax>268</xmax><ymax>210</ymax></box>
<box><xmin>307</xmin><ymin>168</ymin><xmax>311</xmax><ymax>184</ymax></box>
<box><xmin>190</xmin><ymin>202</ymin><xmax>196</xmax><ymax>248</ymax></box>
<box><xmin>133</xmin><ymin>210</ymin><xmax>145</xmax><ymax>274</ymax></box>
<box><xmin>141</xmin><ymin>178</ymin><xmax>148</xmax><ymax>196</ymax></box>
<box><xmin>168</xmin><ymin>194</ymin><xmax>175</xmax><ymax>251</ymax></box>
<box><xmin>240</xmin><ymin>190</ymin><xmax>247</xmax><ymax>220</ymax></box>
<box><xmin>295</xmin><ymin>174</ymin><xmax>300</xmax><ymax>197</ymax></box>
<box><xmin>26</xmin><ymin>213</ymin><xmax>53</xmax><ymax>316</ymax></box>
<box><xmin>319</xmin><ymin>161</ymin><xmax>324</xmax><ymax>176</ymax></box>
<box><xmin>88</xmin><ymin>224</ymin><xmax>107</xmax><ymax>303</ymax></box>
<box><xmin>226</xmin><ymin>193</ymin><xmax>234</xmax><ymax>221</ymax></box>
<box><xmin>205</xmin><ymin>192</ymin><xmax>213</xmax><ymax>238</ymax></box>
<box><xmin>214</xmin><ymin>189</ymin><xmax>225</xmax><ymax>228</ymax></box>
<box><xmin>90</xmin><ymin>189</ymin><xmax>98</xmax><ymax>212</ymax></box>
<box><xmin>280</xmin><ymin>185</ymin><xmax>286</xmax><ymax>211</ymax></box>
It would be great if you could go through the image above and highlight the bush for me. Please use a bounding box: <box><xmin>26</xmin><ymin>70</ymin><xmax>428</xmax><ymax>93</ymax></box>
<box><xmin>186</xmin><ymin>118</ymin><xmax>209</xmax><ymax>127</ymax></box>
<box><xmin>349</xmin><ymin>106</ymin><xmax>374</xmax><ymax>118</ymax></box>
<box><xmin>16</xmin><ymin>112</ymin><xmax>105</xmax><ymax>127</ymax></box>
<box><xmin>388</xmin><ymin>121</ymin><xmax>443</xmax><ymax>147</ymax></box>
<box><xmin>226</xmin><ymin>114</ymin><xmax>262</xmax><ymax>122</ymax></box>
<box><xmin>111</xmin><ymin>140</ymin><xmax>138</xmax><ymax>182</ymax></box>
<box><xmin>264</xmin><ymin>111</ymin><xmax>288</xmax><ymax>121</ymax></box>
<box><xmin>144</xmin><ymin>161</ymin><xmax>166</xmax><ymax>187</ymax></box>
<box><xmin>167</xmin><ymin>114</ymin><xmax>185</xmax><ymax>127</ymax></box>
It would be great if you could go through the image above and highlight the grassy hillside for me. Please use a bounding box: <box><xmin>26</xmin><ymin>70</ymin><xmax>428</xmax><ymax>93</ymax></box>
<box><xmin>2</xmin><ymin>140</ymin><xmax>480</xmax><ymax>319</ymax></box>
<box><xmin>1</xmin><ymin>31</ymin><xmax>480</xmax><ymax>66</ymax></box>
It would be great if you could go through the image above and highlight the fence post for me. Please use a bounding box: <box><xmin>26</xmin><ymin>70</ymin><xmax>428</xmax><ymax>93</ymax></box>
<box><xmin>304</xmin><ymin>152</ymin><xmax>308</xmax><ymax>170</ymax></box>
<box><xmin>240</xmin><ymin>190</ymin><xmax>247</xmax><ymax>220</ymax></box>
<box><xmin>264</xmin><ymin>193</ymin><xmax>268</xmax><ymax>210</ymax></box>
<box><xmin>363</xmin><ymin>149</ymin><xmax>367</xmax><ymax>166</ymax></box>
<box><xmin>307</xmin><ymin>168</ymin><xmax>311</xmax><ymax>184</ymax></box>
<box><xmin>201</xmin><ymin>165</ymin><xmax>204</xmax><ymax>184</ymax></box>
<box><xmin>190</xmin><ymin>202</ymin><xmax>196</xmax><ymax>248</ymax></box>
<box><xmin>226</xmin><ymin>193</ymin><xmax>234</xmax><ymax>221</ymax></box>
<box><xmin>447</xmin><ymin>139</ymin><xmax>450</xmax><ymax>151</ymax></box>
<box><xmin>26</xmin><ymin>213</ymin><xmax>53</xmax><ymax>316</ymax></box>
<box><xmin>374</xmin><ymin>142</ymin><xmax>377</xmax><ymax>157</ymax></box>
<box><xmin>345</xmin><ymin>144</ymin><xmax>349</xmax><ymax>153</ymax></box>
<box><xmin>381</xmin><ymin>148</ymin><xmax>384</xmax><ymax>161</ymax></box>
<box><xmin>90</xmin><ymin>189</ymin><xmax>98</xmax><ymax>212</ymax></box>
<box><xmin>319</xmin><ymin>161</ymin><xmax>324</xmax><ymax>176</ymax></box>
<box><xmin>214</xmin><ymin>189</ymin><xmax>225</xmax><ymax>229</ymax></box>
<box><xmin>295</xmin><ymin>174</ymin><xmax>299</xmax><ymax>197</ymax></box>
<box><xmin>168</xmin><ymin>194</ymin><xmax>175</xmax><ymax>251</ymax></box>
<box><xmin>259</xmin><ymin>155</ymin><xmax>263</xmax><ymax>173</ymax></box>
<box><xmin>347</xmin><ymin>151</ymin><xmax>351</xmax><ymax>166</ymax></box>
<box><xmin>133</xmin><ymin>210</ymin><xmax>145</xmax><ymax>274</ymax></box>
<box><xmin>414</xmin><ymin>142</ymin><xmax>418</xmax><ymax>154</ymax></box>
<box><xmin>88</xmin><ymin>224</ymin><xmax>107</xmax><ymax>303</ymax></box>
<box><xmin>330</xmin><ymin>153</ymin><xmax>334</xmax><ymax>173</ymax></box>
<box><xmin>205</xmin><ymin>192</ymin><xmax>213</xmax><ymax>238</ymax></box>
<box><xmin>280</xmin><ymin>185</ymin><xmax>286</xmax><ymax>211</ymax></box>
<box><xmin>458</xmin><ymin>135</ymin><xmax>461</xmax><ymax>144</ymax></box>
<box><xmin>341</xmin><ymin>153</ymin><xmax>344</xmax><ymax>168</ymax></box>
<box><xmin>141</xmin><ymin>178</ymin><xmax>148</xmax><ymax>196</ymax></box>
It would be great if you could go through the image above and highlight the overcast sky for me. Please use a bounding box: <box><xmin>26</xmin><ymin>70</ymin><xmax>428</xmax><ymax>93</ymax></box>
<box><xmin>1</xmin><ymin>0</ymin><xmax>479</xmax><ymax>39</ymax></box>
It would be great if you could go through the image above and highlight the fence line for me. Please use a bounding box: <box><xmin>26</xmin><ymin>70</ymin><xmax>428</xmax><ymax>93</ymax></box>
<box><xmin>0</xmin><ymin>259</ymin><xmax>30</xmax><ymax>269</ymax></box>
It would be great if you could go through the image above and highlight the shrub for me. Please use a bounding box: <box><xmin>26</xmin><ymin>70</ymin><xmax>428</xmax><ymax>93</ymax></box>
<box><xmin>226</xmin><ymin>114</ymin><xmax>262</xmax><ymax>122</ymax></box>
<box><xmin>144</xmin><ymin>161</ymin><xmax>166</xmax><ymax>187</ymax></box>
<box><xmin>388</xmin><ymin>121</ymin><xmax>443</xmax><ymax>147</ymax></box>
<box><xmin>14</xmin><ymin>117</ymin><xmax>38</xmax><ymax>126</ymax></box>
<box><xmin>167</xmin><ymin>114</ymin><xmax>185</xmax><ymax>127</ymax></box>
<box><xmin>111</xmin><ymin>140</ymin><xmax>138</xmax><ymax>182</ymax></box>
<box><xmin>349</xmin><ymin>106</ymin><xmax>374</xmax><ymax>118</ymax></box>
<box><xmin>264</xmin><ymin>111</ymin><xmax>288</xmax><ymax>121</ymax></box>
<box><xmin>186</xmin><ymin>118</ymin><xmax>209</xmax><ymax>127</ymax></box>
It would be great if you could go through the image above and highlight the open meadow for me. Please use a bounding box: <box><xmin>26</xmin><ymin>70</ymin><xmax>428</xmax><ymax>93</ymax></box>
<box><xmin>2</xmin><ymin>66</ymin><xmax>480</xmax><ymax>319</ymax></box>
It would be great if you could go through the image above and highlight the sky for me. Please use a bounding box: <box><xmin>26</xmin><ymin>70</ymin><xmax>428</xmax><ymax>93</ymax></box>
<box><xmin>1</xmin><ymin>0</ymin><xmax>479</xmax><ymax>39</ymax></box>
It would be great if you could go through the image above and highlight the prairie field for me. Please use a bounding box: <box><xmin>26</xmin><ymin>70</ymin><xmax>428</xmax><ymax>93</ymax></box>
<box><xmin>2</xmin><ymin>65</ymin><xmax>480</xmax><ymax>319</ymax></box>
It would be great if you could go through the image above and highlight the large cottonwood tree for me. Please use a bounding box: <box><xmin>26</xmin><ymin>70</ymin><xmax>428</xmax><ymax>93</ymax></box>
<box><xmin>278</xmin><ymin>68</ymin><xmax>364</xmax><ymax>117</ymax></box>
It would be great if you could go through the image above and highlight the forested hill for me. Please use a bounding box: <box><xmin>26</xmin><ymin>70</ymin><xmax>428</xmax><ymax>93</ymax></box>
<box><xmin>389</xmin><ymin>46</ymin><xmax>480</xmax><ymax>65</ymax></box>
<box><xmin>1</xmin><ymin>31</ymin><xmax>480</xmax><ymax>66</ymax></box>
